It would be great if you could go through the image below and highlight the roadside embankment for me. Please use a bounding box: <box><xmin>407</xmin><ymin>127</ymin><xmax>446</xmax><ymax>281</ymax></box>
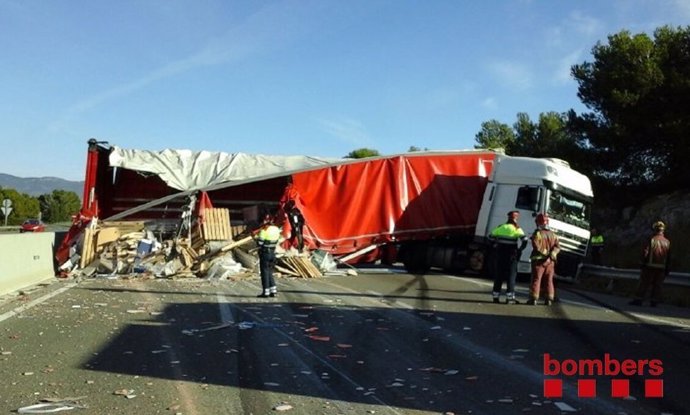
<box><xmin>576</xmin><ymin>264</ymin><xmax>690</xmax><ymax>307</ymax></box>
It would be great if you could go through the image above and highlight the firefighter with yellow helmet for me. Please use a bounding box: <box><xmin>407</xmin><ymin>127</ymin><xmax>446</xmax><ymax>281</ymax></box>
<box><xmin>630</xmin><ymin>220</ymin><xmax>671</xmax><ymax>307</ymax></box>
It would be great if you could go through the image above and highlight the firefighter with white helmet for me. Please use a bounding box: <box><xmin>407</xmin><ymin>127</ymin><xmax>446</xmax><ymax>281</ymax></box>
<box><xmin>489</xmin><ymin>210</ymin><xmax>528</xmax><ymax>304</ymax></box>
<box><xmin>526</xmin><ymin>213</ymin><xmax>560</xmax><ymax>306</ymax></box>
<box><xmin>255</xmin><ymin>214</ymin><xmax>282</xmax><ymax>298</ymax></box>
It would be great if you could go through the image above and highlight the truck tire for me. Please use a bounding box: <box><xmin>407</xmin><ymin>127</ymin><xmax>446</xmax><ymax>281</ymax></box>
<box><xmin>400</xmin><ymin>243</ymin><xmax>430</xmax><ymax>274</ymax></box>
<box><xmin>468</xmin><ymin>249</ymin><xmax>487</xmax><ymax>275</ymax></box>
<box><xmin>404</xmin><ymin>256</ymin><xmax>430</xmax><ymax>274</ymax></box>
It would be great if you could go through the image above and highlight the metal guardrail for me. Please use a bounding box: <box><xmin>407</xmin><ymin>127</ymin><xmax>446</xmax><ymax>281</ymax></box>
<box><xmin>577</xmin><ymin>264</ymin><xmax>690</xmax><ymax>287</ymax></box>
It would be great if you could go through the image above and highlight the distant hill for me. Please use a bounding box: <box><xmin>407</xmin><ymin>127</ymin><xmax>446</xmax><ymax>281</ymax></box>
<box><xmin>0</xmin><ymin>173</ymin><xmax>83</xmax><ymax>198</ymax></box>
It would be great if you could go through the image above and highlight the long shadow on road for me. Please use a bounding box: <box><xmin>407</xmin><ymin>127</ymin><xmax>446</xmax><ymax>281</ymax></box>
<box><xmin>81</xmin><ymin>293</ymin><xmax>689</xmax><ymax>415</ymax></box>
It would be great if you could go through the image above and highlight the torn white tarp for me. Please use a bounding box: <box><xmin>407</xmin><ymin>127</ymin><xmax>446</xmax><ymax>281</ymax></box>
<box><xmin>109</xmin><ymin>147</ymin><xmax>339</xmax><ymax>191</ymax></box>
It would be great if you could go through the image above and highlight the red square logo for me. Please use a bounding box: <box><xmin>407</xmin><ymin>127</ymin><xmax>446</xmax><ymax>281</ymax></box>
<box><xmin>645</xmin><ymin>379</ymin><xmax>664</xmax><ymax>398</ymax></box>
<box><xmin>611</xmin><ymin>379</ymin><xmax>630</xmax><ymax>398</ymax></box>
<box><xmin>578</xmin><ymin>379</ymin><xmax>596</xmax><ymax>398</ymax></box>
<box><xmin>544</xmin><ymin>379</ymin><xmax>563</xmax><ymax>398</ymax></box>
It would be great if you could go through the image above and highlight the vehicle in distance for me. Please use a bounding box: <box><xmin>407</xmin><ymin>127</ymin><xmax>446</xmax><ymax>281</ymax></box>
<box><xmin>20</xmin><ymin>219</ymin><xmax>45</xmax><ymax>233</ymax></box>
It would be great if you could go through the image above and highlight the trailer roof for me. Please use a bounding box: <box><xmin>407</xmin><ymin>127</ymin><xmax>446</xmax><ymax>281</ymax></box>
<box><xmin>105</xmin><ymin>146</ymin><xmax>499</xmax><ymax>220</ymax></box>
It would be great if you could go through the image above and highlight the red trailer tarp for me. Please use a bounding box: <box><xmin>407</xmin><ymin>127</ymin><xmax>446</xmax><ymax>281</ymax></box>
<box><xmin>284</xmin><ymin>152</ymin><xmax>497</xmax><ymax>255</ymax></box>
<box><xmin>57</xmin><ymin>143</ymin><xmax>497</xmax><ymax>268</ymax></box>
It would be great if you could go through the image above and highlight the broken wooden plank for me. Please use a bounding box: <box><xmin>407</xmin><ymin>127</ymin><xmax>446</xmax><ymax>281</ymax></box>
<box><xmin>336</xmin><ymin>244</ymin><xmax>379</xmax><ymax>264</ymax></box>
<box><xmin>219</xmin><ymin>235</ymin><xmax>253</xmax><ymax>253</ymax></box>
<box><xmin>275</xmin><ymin>264</ymin><xmax>300</xmax><ymax>277</ymax></box>
<box><xmin>120</xmin><ymin>231</ymin><xmax>146</xmax><ymax>241</ymax></box>
<box><xmin>179</xmin><ymin>247</ymin><xmax>194</xmax><ymax>268</ymax></box>
<box><xmin>79</xmin><ymin>227</ymin><xmax>97</xmax><ymax>269</ymax></box>
<box><xmin>96</xmin><ymin>227</ymin><xmax>121</xmax><ymax>247</ymax></box>
<box><xmin>191</xmin><ymin>222</ymin><xmax>205</xmax><ymax>250</ymax></box>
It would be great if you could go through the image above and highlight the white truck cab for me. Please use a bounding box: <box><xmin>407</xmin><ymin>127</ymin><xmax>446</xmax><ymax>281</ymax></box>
<box><xmin>475</xmin><ymin>155</ymin><xmax>593</xmax><ymax>277</ymax></box>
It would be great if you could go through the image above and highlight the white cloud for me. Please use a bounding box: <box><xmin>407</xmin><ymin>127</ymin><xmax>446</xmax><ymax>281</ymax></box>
<box><xmin>487</xmin><ymin>61</ymin><xmax>533</xmax><ymax>91</ymax></box>
<box><xmin>544</xmin><ymin>26</ymin><xmax>565</xmax><ymax>48</ymax></box>
<box><xmin>481</xmin><ymin>97</ymin><xmax>498</xmax><ymax>110</ymax></box>
<box><xmin>567</xmin><ymin>11</ymin><xmax>604</xmax><ymax>37</ymax></box>
<box><xmin>317</xmin><ymin>117</ymin><xmax>371</xmax><ymax>147</ymax></box>
<box><xmin>545</xmin><ymin>10</ymin><xmax>603</xmax><ymax>49</ymax></box>
<box><xmin>425</xmin><ymin>88</ymin><xmax>460</xmax><ymax>110</ymax></box>
<box><xmin>55</xmin><ymin>0</ymin><xmax>321</xmax><ymax>121</ymax></box>
<box><xmin>611</xmin><ymin>0</ymin><xmax>690</xmax><ymax>32</ymax></box>
<box><xmin>669</xmin><ymin>0</ymin><xmax>690</xmax><ymax>19</ymax></box>
<box><xmin>553</xmin><ymin>49</ymin><xmax>584</xmax><ymax>84</ymax></box>
<box><xmin>540</xmin><ymin>9</ymin><xmax>603</xmax><ymax>86</ymax></box>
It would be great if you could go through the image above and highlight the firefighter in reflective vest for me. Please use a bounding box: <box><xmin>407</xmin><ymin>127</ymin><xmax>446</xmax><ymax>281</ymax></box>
<box><xmin>630</xmin><ymin>221</ymin><xmax>671</xmax><ymax>307</ymax></box>
<box><xmin>589</xmin><ymin>228</ymin><xmax>604</xmax><ymax>265</ymax></box>
<box><xmin>255</xmin><ymin>216</ymin><xmax>282</xmax><ymax>298</ymax></box>
<box><xmin>526</xmin><ymin>213</ymin><xmax>560</xmax><ymax>305</ymax></box>
<box><xmin>489</xmin><ymin>210</ymin><xmax>528</xmax><ymax>304</ymax></box>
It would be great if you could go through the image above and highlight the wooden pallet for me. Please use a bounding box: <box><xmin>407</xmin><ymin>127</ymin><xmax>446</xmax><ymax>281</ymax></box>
<box><xmin>202</xmin><ymin>208</ymin><xmax>232</xmax><ymax>241</ymax></box>
<box><xmin>278</xmin><ymin>255</ymin><xmax>322</xmax><ymax>278</ymax></box>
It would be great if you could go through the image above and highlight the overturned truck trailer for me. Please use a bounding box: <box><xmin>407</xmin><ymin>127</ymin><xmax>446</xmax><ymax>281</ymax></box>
<box><xmin>59</xmin><ymin>139</ymin><xmax>593</xmax><ymax>277</ymax></box>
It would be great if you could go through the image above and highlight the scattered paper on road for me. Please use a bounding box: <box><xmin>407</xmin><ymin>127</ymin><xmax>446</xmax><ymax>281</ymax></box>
<box><xmin>554</xmin><ymin>402</ymin><xmax>576</xmax><ymax>412</ymax></box>
<box><xmin>274</xmin><ymin>404</ymin><xmax>293</xmax><ymax>411</ymax></box>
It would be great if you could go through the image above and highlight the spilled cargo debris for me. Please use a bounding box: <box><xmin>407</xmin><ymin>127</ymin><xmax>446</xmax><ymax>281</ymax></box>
<box><xmin>57</xmin><ymin>190</ymin><xmax>326</xmax><ymax>281</ymax></box>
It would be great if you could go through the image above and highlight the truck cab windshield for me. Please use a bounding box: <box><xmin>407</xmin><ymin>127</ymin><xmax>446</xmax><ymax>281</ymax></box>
<box><xmin>547</xmin><ymin>191</ymin><xmax>590</xmax><ymax>228</ymax></box>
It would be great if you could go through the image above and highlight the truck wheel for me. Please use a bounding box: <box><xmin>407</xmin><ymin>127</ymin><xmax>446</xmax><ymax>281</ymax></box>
<box><xmin>401</xmin><ymin>244</ymin><xmax>430</xmax><ymax>274</ymax></box>
<box><xmin>468</xmin><ymin>250</ymin><xmax>486</xmax><ymax>274</ymax></box>
<box><xmin>403</xmin><ymin>258</ymin><xmax>430</xmax><ymax>274</ymax></box>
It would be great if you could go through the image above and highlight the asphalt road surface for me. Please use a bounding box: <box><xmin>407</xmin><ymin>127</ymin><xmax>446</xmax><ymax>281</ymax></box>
<box><xmin>0</xmin><ymin>269</ymin><xmax>688</xmax><ymax>415</ymax></box>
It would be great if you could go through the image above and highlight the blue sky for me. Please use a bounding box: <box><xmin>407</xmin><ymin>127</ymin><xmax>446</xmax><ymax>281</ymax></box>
<box><xmin>1</xmin><ymin>0</ymin><xmax>688</xmax><ymax>181</ymax></box>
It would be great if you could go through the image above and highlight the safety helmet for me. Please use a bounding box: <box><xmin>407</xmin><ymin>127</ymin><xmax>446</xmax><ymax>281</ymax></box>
<box><xmin>535</xmin><ymin>213</ymin><xmax>549</xmax><ymax>226</ymax></box>
<box><xmin>652</xmin><ymin>221</ymin><xmax>665</xmax><ymax>231</ymax></box>
<box><xmin>507</xmin><ymin>211</ymin><xmax>520</xmax><ymax>220</ymax></box>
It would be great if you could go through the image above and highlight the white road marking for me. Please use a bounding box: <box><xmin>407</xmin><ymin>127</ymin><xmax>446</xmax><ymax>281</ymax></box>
<box><xmin>0</xmin><ymin>283</ymin><xmax>76</xmax><ymax>323</ymax></box>
<box><xmin>216</xmin><ymin>292</ymin><xmax>235</xmax><ymax>324</ymax></box>
<box><xmin>365</xmin><ymin>290</ymin><xmax>414</xmax><ymax>309</ymax></box>
<box><xmin>629</xmin><ymin>313</ymin><xmax>690</xmax><ymax>330</ymax></box>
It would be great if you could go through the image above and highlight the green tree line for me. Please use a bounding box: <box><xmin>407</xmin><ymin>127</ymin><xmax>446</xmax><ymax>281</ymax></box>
<box><xmin>345</xmin><ymin>26</ymin><xmax>690</xmax><ymax>210</ymax></box>
<box><xmin>0</xmin><ymin>187</ymin><xmax>80</xmax><ymax>225</ymax></box>
<box><xmin>345</xmin><ymin>26</ymin><xmax>689</xmax><ymax>210</ymax></box>
<box><xmin>474</xmin><ymin>25</ymin><xmax>690</xmax><ymax>207</ymax></box>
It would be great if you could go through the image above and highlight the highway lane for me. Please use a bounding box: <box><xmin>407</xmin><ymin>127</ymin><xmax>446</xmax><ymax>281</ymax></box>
<box><xmin>0</xmin><ymin>271</ymin><xmax>688</xmax><ymax>414</ymax></box>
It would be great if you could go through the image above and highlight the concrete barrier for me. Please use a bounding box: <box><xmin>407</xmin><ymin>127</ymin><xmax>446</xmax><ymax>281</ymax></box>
<box><xmin>0</xmin><ymin>232</ymin><xmax>57</xmax><ymax>296</ymax></box>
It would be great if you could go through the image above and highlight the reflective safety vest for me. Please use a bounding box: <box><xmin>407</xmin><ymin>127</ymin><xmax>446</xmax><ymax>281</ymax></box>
<box><xmin>257</xmin><ymin>225</ymin><xmax>281</xmax><ymax>249</ymax></box>
<box><xmin>530</xmin><ymin>228</ymin><xmax>560</xmax><ymax>262</ymax></box>
<box><xmin>490</xmin><ymin>223</ymin><xmax>525</xmax><ymax>244</ymax></box>
<box><xmin>643</xmin><ymin>234</ymin><xmax>671</xmax><ymax>270</ymax></box>
<box><xmin>591</xmin><ymin>235</ymin><xmax>604</xmax><ymax>247</ymax></box>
